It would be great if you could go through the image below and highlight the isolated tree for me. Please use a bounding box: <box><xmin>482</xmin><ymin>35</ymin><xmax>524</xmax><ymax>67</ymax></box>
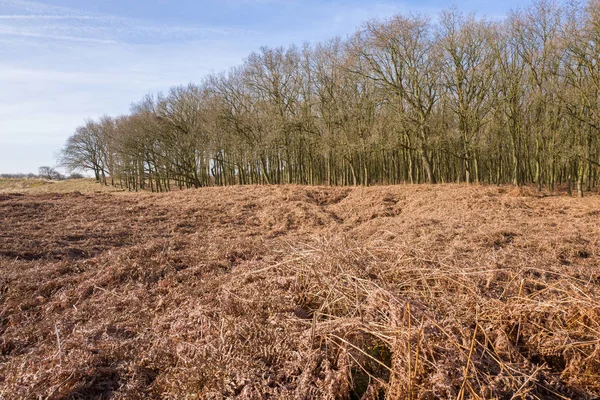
<box><xmin>59</xmin><ymin>119</ymin><xmax>112</xmax><ymax>184</ymax></box>
<box><xmin>68</xmin><ymin>172</ymin><xmax>84</xmax><ymax>179</ymax></box>
<box><xmin>38</xmin><ymin>166</ymin><xmax>63</xmax><ymax>180</ymax></box>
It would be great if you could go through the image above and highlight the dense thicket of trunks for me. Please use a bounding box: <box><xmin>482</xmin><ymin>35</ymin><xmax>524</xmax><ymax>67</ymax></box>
<box><xmin>60</xmin><ymin>1</ymin><xmax>600</xmax><ymax>196</ymax></box>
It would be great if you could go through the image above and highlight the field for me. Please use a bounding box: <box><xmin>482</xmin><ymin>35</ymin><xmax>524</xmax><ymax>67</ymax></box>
<box><xmin>0</xmin><ymin>179</ymin><xmax>122</xmax><ymax>194</ymax></box>
<box><xmin>1</xmin><ymin>183</ymin><xmax>599</xmax><ymax>399</ymax></box>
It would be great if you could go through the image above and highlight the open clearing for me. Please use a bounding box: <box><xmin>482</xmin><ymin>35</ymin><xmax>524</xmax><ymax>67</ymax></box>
<box><xmin>1</xmin><ymin>184</ymin><xmax>599</xmax><ymax>399</ymax></box>
<box><xmin>0</xmin><ymin>179</ymin><xmax>122</xmax><ymax>195</ymax></box>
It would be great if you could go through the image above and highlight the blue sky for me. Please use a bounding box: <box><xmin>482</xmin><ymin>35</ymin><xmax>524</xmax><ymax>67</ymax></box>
<box><xmin>1</xmin><ymin>0</ymin><xmax>527</xmax><ymax>174</ymax></box>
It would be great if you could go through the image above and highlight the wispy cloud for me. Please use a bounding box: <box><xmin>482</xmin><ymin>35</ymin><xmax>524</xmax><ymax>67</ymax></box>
<box><xmin>0</xmin><ymin>27</ymin><xmax>120</xmax><ymax>44</ymax></box>
<box><xmin>0</xmin><ymin>0</ymin><xmax>256</xmax><ymax>45</ymax></box>
<box><xmin>0</xmin><ymin>14</ymin><xmax>103</xmax><ymax>19</ymax></box>
<box><xmin>0</xmin><ymin>0</ymin><xmax>79</xmax><ymax>16</ymax></box>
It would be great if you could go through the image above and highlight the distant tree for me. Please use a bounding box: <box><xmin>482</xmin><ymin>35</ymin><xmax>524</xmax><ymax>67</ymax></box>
<box><xmin>59</xmin><ymin>119</ymin><xmax>113</xmax><ymax>184</ymax></box>
<box><xmin>68</xmin><ymin>172</ymin><xmax>85</xmax><ymax>179</ymax></box>
<box><xmin>38</xmin><ymin>166</ymin><xmax>63</xmax><ymax>180</ymax></box>
<box><xmin>0</xmin><ymin>173</ymin><xmax>27</xmax><ymax>179</ymax></box>
<box><xmin>38</xmin><ymin>166</ymin><xmax>52</xmax><ymax>179</ymax></box>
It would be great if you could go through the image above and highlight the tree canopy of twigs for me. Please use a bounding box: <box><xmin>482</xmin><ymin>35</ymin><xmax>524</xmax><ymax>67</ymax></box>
<box><xmin>60</xmin><ymin>1</ymin><xmax>600</xmax><ymax>196</ymax></box>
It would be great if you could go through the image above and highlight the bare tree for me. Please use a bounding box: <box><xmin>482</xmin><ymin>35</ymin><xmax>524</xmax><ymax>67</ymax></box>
<box><xmin>353</xmin><ymin>14</ymin><xmax>441</xmax><ymax>183</ymax></box>
<box><xmin>438</xmin><ymin>8</ymin><xmax>497</xmax><ymax>183</ymax></box>
<box><xmin>38</xmin><ymin>166</ymin><xmax>63</xmax><ymax>180</ymax></box>
<box><xmin>57</xmin><ymin>5</ymin><xmax>600</xmax><ymax>192</ymax></box>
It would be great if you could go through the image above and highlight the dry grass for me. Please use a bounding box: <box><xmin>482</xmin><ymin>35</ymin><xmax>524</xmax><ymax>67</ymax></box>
<box><xmin>0</xmin><ymin>185</ymin><xmax>599</xmax><ymax>399</ymax></box>
<box><xmin>0</xmin><ymin>179</ymin><xmax>122</xmax><ymax>194</ymax></box>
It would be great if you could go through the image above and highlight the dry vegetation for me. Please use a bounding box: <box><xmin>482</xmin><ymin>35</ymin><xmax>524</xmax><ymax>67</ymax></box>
<box><xmin>1</xmin><ymin>184</ymin><xmax>599</xmax><ymax>399</ymax></box>
<box><xmin>0</xmin><ymin>179</ymin><xmax>122</xmax><ymax>195</ymax></box>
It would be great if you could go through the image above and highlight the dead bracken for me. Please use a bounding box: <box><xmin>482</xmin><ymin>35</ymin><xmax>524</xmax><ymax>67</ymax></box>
<box><xmin>0</xmin><ymin>184</ymin><xmax>599</xmax><ymax>399</ymax></box>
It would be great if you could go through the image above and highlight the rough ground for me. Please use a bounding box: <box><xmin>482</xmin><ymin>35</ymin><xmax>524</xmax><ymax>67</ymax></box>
<box><xmin>0</xmin><ymin>185</ymin><xmax>599</xmax><ymax>399</ymax></box>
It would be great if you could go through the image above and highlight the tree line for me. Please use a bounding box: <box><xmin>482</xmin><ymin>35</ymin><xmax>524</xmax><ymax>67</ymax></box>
<box><xmin>0</xmin><ymin>168</ymin><xmax>83</xmax><ymax>181</ymax></box>
<box><xmin>60</xmin><ymin>1</ymin><xmax>600</xmax><ymax>196</ymax></box>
